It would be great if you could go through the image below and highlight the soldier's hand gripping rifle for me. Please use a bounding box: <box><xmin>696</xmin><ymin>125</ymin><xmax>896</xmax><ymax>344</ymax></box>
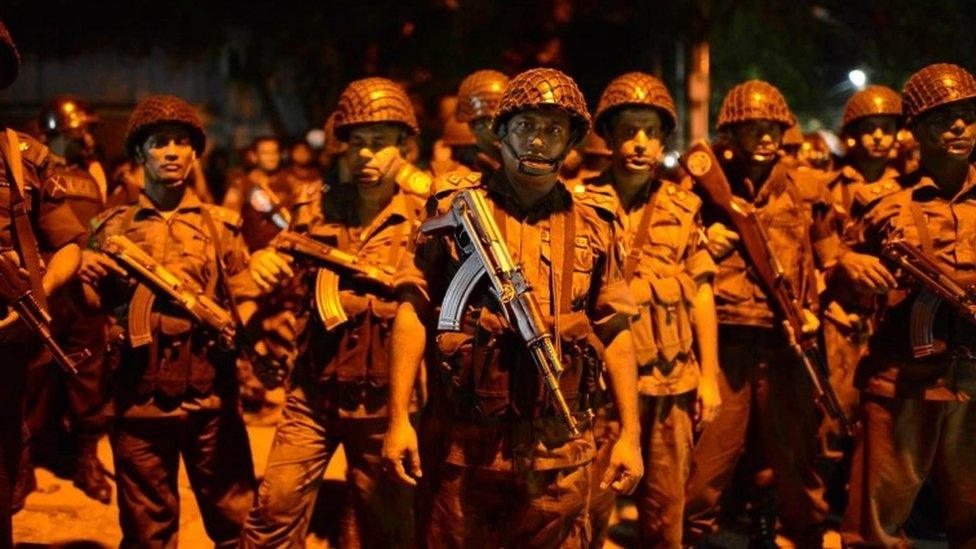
<box><xmin>271</xmin><ymin>231</ymin><xmax>397</xmax><ymax>330</ymax></box>
<box><xmin>420</xmin><ymin>189</ymin><xmax>590</xmax><ymax>438</ymax></box>
<box><xmin>0</xmin><ymin>251</ymin><xmax>87</xmax><ymax>374</ymax></box>
<box><xmin>882</xmin><ymin>237</ymin><xmax>976</xmax><ymax>358</ymax></box>
<box><xmin>680</xmin><ymin>140</ymin><xmax>855</xmax><ymax>436</ymax></box>
<box><xmin>100</xmin><ymin>235</ymin><xmax>288</xmax><ymax>389</ymax></box>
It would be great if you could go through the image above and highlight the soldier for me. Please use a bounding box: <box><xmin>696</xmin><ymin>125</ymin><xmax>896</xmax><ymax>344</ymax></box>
<box><xmin>78</xmin><ymin>95</ymin><xmax>257</xmax><ymax>547</ymax></box>
<box><xmin>821</xmin><ymin>86</ymin><xmax>902</xmax><ymax>446</ymax></box>
<box><xmin>428</xmin><ymin>113</ymin><xmax>478</xmax><ymax>179</ymax></box>
<box><xmin>283</xmin><ymin>140</ymin><xmax>322</xmax><ymax>189</ymax></box>
<box><xmin>840</xmin><ymin>62</ymin><xmax>976</xmax><ymax>548</ymax></box>
<box><xmin>381</xmin><ymin>67</ymin><xmax>643</xmax><ymax>547</ymax></box>
<box><xmin>682</xmin><ymin>80</ymin><xmax>836</xmax><ymax>547</ymax></box>
<box><xmin>23</xmin><ymin>95</ymin><xmax>112</xmax><ymax>504</ymax></box>
<box><xmin>798</xmin><ymin>132</ymin><xmax>834</xmax><ymax>172</ymax></box>
<box><xmin>0</xmin><ymin>20</ymin><xmax>85</xmax><ymax>547</ymax></box>
<box><xmin>225</xmin><ymin>136</ymin><xmax>292</xmax><ymax>250</ymax></box>
<box><xmin>585</xmin><ymin>72</ymin><xmax>721</xmax><ymax>548</ymax></box>
<box><xmin>453</xmin><ymin>69</ymin><xmax>509</xmax><ymax>175</ymax></box>
<box><xmin>241</xmin><ymin>77</ymin><xmax>429</xmax><ymax>548</ymax></box>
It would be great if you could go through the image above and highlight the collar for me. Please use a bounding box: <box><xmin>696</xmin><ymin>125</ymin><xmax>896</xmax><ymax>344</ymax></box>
<box><xmin>911</xmin><ymin>164</ymin><xmax>976</xmax><ymax>203</ymax></box>
<box><xmin>135</xmin><ymin>187</ymin><xmax>203</xmax><ymax>217</ymax></box>
<box><xmin>486</xmin><ymin>169</ymin><xmax>572</xmax><ymax>223</ymax></box>
<box><xmin>838</xmin><ymin>163</ymin><xmax>899</xmax><ymax>184</ymax></box>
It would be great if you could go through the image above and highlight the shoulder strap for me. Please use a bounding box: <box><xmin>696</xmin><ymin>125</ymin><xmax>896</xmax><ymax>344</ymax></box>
<box><xmin>908</xmin><ymin>201</ymin><xmax>937</xmax><ymax>258</ymax></box>
<box><xmin>3</xmin><ymin>128</ymin><xmax>48</xmax><ymax>311</ymax></box>
<box><xmin>623</xmin><ymin>187</ymin><xmax>658</xmax><ymax>281</ymax></box>
<box><xmin>200</xmin><ymin>208</ymin><xmax>243</xmax><ymax>324</ymax></box>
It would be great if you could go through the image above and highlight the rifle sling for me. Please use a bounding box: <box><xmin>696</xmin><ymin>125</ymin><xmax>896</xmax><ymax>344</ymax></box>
<box><xmin>199</xmin><ymin>207</ymin><xmax>243</xmax><ymax>328</ymax></box>
<box><xmin>623</xmin><ymin>183</ymin><xmax>659</xmax><ymax>281</ymax></box>
<box><xmin>908</xmin><ymin>201</ymin><xmax>937</xmax><ymax>259</ymax></box>
<box><xmin>3</xmin><ymin>128</ymin><xmax>48</xmax><ymax>311</ymax></box>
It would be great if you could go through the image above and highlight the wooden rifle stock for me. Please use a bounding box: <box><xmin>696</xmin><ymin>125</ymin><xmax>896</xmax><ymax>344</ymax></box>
<box><xmin>680</xmin><ymin>140</ymin><xmax>855</xmax><ymax>436</ymax></box>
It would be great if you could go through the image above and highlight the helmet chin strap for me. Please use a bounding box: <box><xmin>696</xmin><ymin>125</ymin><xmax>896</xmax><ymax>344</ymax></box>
<box><xmin>499</xmin><ymin>125</ymin><xmax>580</xmax><ymax>176</ymax></box>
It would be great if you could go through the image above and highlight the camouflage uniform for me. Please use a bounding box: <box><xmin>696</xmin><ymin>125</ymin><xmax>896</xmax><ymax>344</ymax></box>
<box><xmin>585</xmin><ymin>72</ymin><xmax>716</xmax><ymax>548</ymax></box>
<box><xmin>0</xmin><ymin>22</ymin><xmax>87</xmax><ymax>547</ymax></box>
<box><xmin>841</xmin><ymin>64</ymin><xmax>976</xmax><ymax>548</ymax></box>
<box><xmin>399</xmin><ymin>69</ymin><xmax>635</xmax><ymax>548</ymax></box>
<box><xmin>242</xmin><ymin>77</ymin><xmax>427</xmax><ymax>549</ymax></box>
<box><xmin>683</xmin><ymin>81</ymin><xmax>833</xmax><ymax>546</ymax></box>
<box><xmin>88</xmin><ymin>96</ymin><xmax>256</xmax><ymax>548</ymax></box>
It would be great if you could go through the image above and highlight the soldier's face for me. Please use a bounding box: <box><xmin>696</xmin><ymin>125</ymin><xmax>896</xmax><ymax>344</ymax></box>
<box><xmin>139</xmin><ymin>125</ymin><xmax>196</xmax><ymax>187</ymax></box>
<box><xmin>255</xmin><ymin>140</ymin><xmax>281</xmax><ymax>172</ymax></box>
<box><xmin>730</xmin><ymin>120</ymin><xmax>783</xmax><ymax>165</ymax></box>
<box><xmin>345</xmin><ymin>123</ymin><xmax>404</xmax><ymax>185</ymax></box>
<box><xmin>468</xmin><ymin>117</ymin><xmax>497</xmax><ymax>153</ymax></box>
<box><xmin>850</xmin><ymin>116</ymin><xmax>898</xmax><ymax>159</ymax></box>
<box><xmin>607</xmin><ymin>107</ymin><xmax>665</xmax><ymax>175</ymax></box>
<box><xmin>500</xmin><ymin>109</ymin><xmax>572</xmax><ymax>177</ymax></box>
<box><xmin>914</xmin><ymin>101</ymin><xmax>976</xmax><ymax>161</ymax></box>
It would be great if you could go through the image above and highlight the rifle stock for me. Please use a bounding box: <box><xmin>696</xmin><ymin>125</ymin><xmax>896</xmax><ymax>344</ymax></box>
<box><xmin>680</xmin><ymin>140</ymin><xmax>855</xmax><ymax>436</ymax></box>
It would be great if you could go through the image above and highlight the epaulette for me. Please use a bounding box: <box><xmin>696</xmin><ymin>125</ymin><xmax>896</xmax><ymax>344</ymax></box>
<box><xmin>661</xmin><ymin>180</ymin><xmax>701</xmax><ymax>212</ymax></box>
<box><xmin>431</xmin><ymin>170</ymin><xmax>482</xmax><ymax>198</ymax></box>
<box><xmin>90</xmin><ymin>205</ymin><xmax>129</xmax><ymax>235</ymax></box>
<box><xmin>572</xmin><ymin>186</ymin><xmax>619</xmax><ymax>220</ymax></box>
<box><xmin>11</xmin><ymin>132</ymin><xmax>49</xmax><ymax>167</ymax></box>
<box><xmin>203</xmin><ymin>204</ymin><xmax>243</xmax><ymax>230</ymax></box>
<box><xmin>853</xmin><ymin>179</ymin><xmax>901</xmax><ymax>211</ymax></box>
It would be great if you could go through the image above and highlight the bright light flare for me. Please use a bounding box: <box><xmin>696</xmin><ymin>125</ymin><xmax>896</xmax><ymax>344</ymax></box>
<box><xmin>848</xmin><ymin>69</ymin><xmax>867</xmax><ymax>90</ymax></box>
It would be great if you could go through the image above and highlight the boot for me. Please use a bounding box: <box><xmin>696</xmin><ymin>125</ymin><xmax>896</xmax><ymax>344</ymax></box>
<box><xmin>73</xmin><ymin>439</ymin><xmax>111</xmax><ymax>504</ymax></box>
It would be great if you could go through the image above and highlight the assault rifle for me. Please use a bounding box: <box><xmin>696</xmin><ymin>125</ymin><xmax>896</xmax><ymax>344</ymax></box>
<box><xmin>680</xmin><ymin>140</ymin><xmax>855</xmax><ymax>436</ymax></box>
<box><xmin>881</xmin><ymin>237</ymin><xmax>976</xmax><ymax>358</ymax></box>
<box><xmin>271</xmin><ymin>231</ymin><xmax>397</xmax><ymax>330</ymax></box>
<box><xmin>0</xmin><ymin>252</ymin><xmax>86</xmax><ymax>374</ymax></box>
<box><xmin>421</xmin><ymin>189</ymin><xmax>591</xmax><ymax>438</ymax></box>
<box><xmin>100</xmin><ymin>235</ymin><xmax>288</xmax><ymax>389</ymax></box>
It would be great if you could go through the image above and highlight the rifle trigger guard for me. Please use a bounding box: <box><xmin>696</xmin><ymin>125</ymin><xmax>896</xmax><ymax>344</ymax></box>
<box><xmin>437</xmin><ymin>253</ymin><xmax>486</xmax><ymax>332</ymax></box>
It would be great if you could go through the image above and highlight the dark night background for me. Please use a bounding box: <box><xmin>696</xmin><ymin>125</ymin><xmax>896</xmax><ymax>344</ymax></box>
<box><xmin>1</xmin><ymin>0</ymin><xmax>974</xmax><ymax>163</ymax></box>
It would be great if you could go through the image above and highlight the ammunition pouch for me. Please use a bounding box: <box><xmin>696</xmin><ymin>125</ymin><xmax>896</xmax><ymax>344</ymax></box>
<box><xmin>435</xmin><ymin>308</ymin><xmax>599</xmax><ymax>422</ymax></box>
<box><xmin>117</xmin><ymin>312</ymin><xmax>224</xmax><ymax>401</ymax></box>
<box><xmin>312</xmin><ymin>292</ymin><xmax>398</xmax><ymax>387</ymax></box>
<box><xmin>630</xmin><ymin>272</ymin><xmax>697</xmax><ymax>376</ymax></box>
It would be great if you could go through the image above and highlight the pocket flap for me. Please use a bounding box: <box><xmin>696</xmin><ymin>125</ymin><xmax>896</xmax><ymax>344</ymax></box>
<box><xmin>648</xmin><ymin>276</ymin><xmax>682</xmax><ymax>305</ymax></box>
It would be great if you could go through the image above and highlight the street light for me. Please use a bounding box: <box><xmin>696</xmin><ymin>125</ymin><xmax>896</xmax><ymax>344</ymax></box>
<box><xmin>848</xmin><ymin>69</ymin><xmax>867</xmax><ymax>90</ymax></box>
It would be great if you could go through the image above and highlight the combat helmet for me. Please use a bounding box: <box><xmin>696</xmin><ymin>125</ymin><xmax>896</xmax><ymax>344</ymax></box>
<box><xmin>125</xmin><ymin>95</ymin><xmax>206</xmax><ymax>158</ymax></box>
<box><xmin>456</xmin><ymin>70</ymin><xmax>509</xmax><ymax>124</ymax></box>
<box><xmin>0</xmin><ymin>20</ymin><xmax>19</xmax><ymax>89</ymax></box>
<box><xmin>902</xmin><ymin>63</ymin><xmax>976</xmax><ymax>124</ymax></box>
<box><xmin>593</xmin><ymin>72</ymin><xmax>677</xmax><ymax>137</ymax></box>
<box><xmin>716</xmin><ymin>80</ymin><xmax>794</xmax><ymax>130</ymax></box>
<box><xmin>333</xmin><ymin>77</ymin><xmax>419</xmax><ymax>140</ymax></box>
<box><xmin>40</xmin><ymin>95</ymin><xmax>101</xmax><ymax>135</ymax></box>
<box><xmin>842</xmin><ymin>85</ymin><xmax>902</xmax><ymax>130</ymax></box>
<box><xmin>491</xmin><ymin>67</ymin><xmax>590</xmax><ymax>144</ymax></box>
